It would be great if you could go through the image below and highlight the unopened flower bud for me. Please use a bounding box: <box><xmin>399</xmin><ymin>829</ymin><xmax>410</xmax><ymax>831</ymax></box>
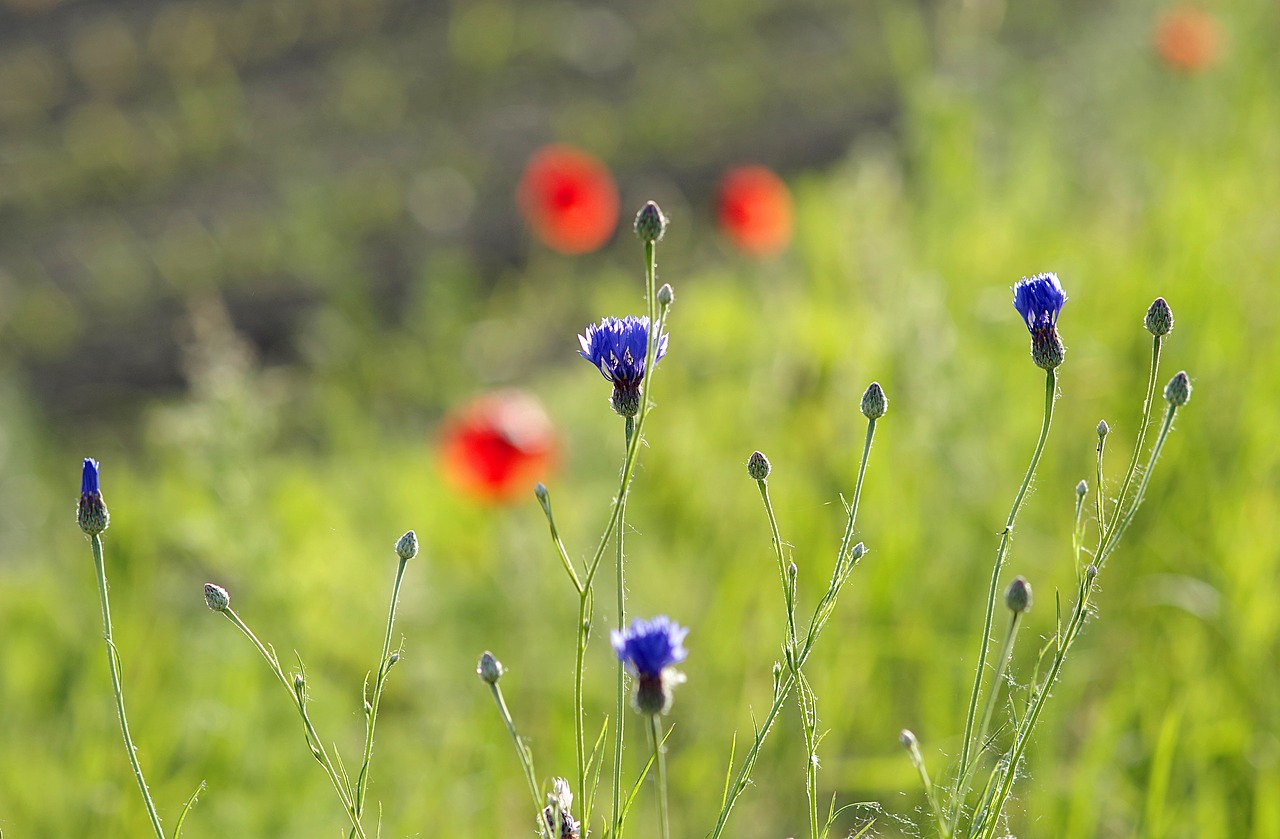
<box><xmin>860</xmin><ymin>382</ymin><xmax>888</xmax><ymax>420</ymax></box>
<box><xmin>1004</xmin><ymin>576</ymin><xmax>1033</xmax><ymax>613</ymax></box>
<box><xmin>747</xmin><ymin>450</ymin><xmax>771</xmax><ymax>481</ymax></box>
<box><xmin>634</xmin><ymin>200</ymin><xmax>668</xmax><ymax>243</ymax></box>
<box><xmin>899</xmin><ymin>729</ymin><xmax>918</xmax><ymax>750</ymax></box>
<box><xmin>293</xmin><ymin>673</ymin><xmax>306</xmax><ymax>696</ymax></box>
<box><xmin>76</xmin><ymin>458</ymin><xmax>110</xmax><ymax>536</ymax></box>
<box><xmin>395</xmin><ymin>530</ymin><xmax>419</xmax><ymax>561</ymax></box>
<box><xmin>787</xmin><ymin>561</ymin><xmax>797</xmax><ymax>581</ymax></box>
<box><xmin>657</xmin><ymin>283</ymin><xmax>674</xmax><ymax>308</ymax></box>
<box><xmin>1076</xmin><ymin>480</ymin><xmax>1088</xmax><ymax>499</ymax></box>
<box><xmin>1164</xmin><ymin>370</ymin><xmax>1191</xmax><ymax>407</ymax></box>
<box><xmin>203</xmin><ymin>583</ymin><xmax>230</xmax><ymax>612</ymax></box>
<box><xmin>1085</xmin><ymin>564</ymin><xmax>1099</xmax><ymax>582</ymax></box>
<box><xmin>478</xmin><ymin>651</ymin><xmax>504</xmax><ymax>684</ymax></box>
<box><xmin>1144</xmin><ymin>297</ymin><xmax>1174</xmax><ymax>337</ymax></box>
<box><xmin>1097</xmin><ymin>420</ymin><xmax>1110</xmax><ymax>438</ymax></box>
<box><xmin>535</xmin><ymin>482</ymin><xmax>550</xmax><ymax>503</ymax></box>
<box><xmin>388</xmin><ymin>652</ymin><xmax>400</xmax><ymax>667</ymax></box>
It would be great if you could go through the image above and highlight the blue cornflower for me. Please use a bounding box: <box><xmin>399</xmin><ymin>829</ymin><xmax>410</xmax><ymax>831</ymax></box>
<box><xmin>578</xmin><ymin>316</ymin><xmax>668</xmax><ymax>417</ymax></box>
<box><xmin>1012</xmin><ymin>273</ymin><xmax>1068</xmax><ymax>369</ymax></box>
<box><xmin>77</xmin><ymin>457</ymin><xmax>110</xmax><ymax>535</ymax></box>
<box><xmin>612</xmin><ymin>615</ymin><xmax>688</xmax><ymax>715</ymax></box>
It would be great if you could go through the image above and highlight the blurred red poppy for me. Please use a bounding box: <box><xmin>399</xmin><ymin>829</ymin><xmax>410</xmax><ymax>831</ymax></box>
<box><xmin>716</xmin><ymin>165</ymin><xmax>794</xmax><ymax>257</ymax></box>
<box><xmin>1153</xmin><ymin>6</ymin><xmax>1221</xmax><ymax>73</ymax></box>
<box><xmin>438</xmin><ymin>390</ymin><xmax>557</xmax><ymax>503</ymax></box>
<box><xmin>517</xmin><ymin>145</ymin><xmax>619</xmax><ymax>254</ymax></box>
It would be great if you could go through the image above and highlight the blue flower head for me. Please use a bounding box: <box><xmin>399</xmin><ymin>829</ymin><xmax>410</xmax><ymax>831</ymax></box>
<box><xmin>612</xmin><ymin>615</ymin><xmax>688</xmax><ymax>715</ymax></box>
<box><xmin>578</xmin><ymin>316</ymin><xmax>668</xmax><ymax>417</ymax></box>
<box><xmin>1012</xmin><ymin>273</ymin><xmax>1068</xmax><ymax>369</ymax></box>
<box><xmin>77</xmin><ymin>457</ymin><xmax>110</xmax><ymax>535</ymax></box>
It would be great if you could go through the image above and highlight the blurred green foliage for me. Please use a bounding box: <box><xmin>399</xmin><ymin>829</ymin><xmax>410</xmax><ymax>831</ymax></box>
<box><xmin>1</xmin><ymin>0</ymin><xmax>1278</xmax><ymax>837</ymax></box>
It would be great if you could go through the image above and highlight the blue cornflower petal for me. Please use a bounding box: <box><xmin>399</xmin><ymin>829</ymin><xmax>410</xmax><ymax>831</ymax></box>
<box><xmin>577</xmin><ymin>316</ymin><xmax>668</xmax><ymax>387</ymax></box>
<box><xmin>1012</xmin><ymin>273</ymin><xmax>1068</xmax><ymax>333</ymax></box>
<box><xmin>81</xmin><ymin>458</ymin><xmax>101</xmax><ymax>497</ymax></box>
<box><xmin>611</xmin><ymin>615</ymin><xmax>688</xmax><ymax>678</ymax></box>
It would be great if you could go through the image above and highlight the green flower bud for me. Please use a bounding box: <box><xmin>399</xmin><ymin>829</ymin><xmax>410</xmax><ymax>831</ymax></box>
<box><xmin>899</xmin><ymin>728</ymin><xmax>919</xmax><ymax>749</ymax></box>
<box><xmin>395</xmin><ymin>530</ymin><xmax>419</xmax><ymax>561</ymax></box>
<box><xmin>1164</xmin><ymin>370</ymin><xmax>1192</xmax><ymax>407</ymax></box>
<box><xmin>1076</xmin><ymin>479</ymin><xmax>1088</xmax><ymax>498</ymax></box>
<box><xmin>657</xmin><ymin>283</ymin><xmax>674</xmax><ymax>308</ymax></box>
<box><xmin>633</xmin><ymin>201</ymin><xmax>668</xmax><ymax>243</ymax></box>
<box><xmin>1144</xmin><ymin>297</ymin><xmax>1174</xmax><ymax>337</ymax></box>
<box><xmin>203</xmin><ymin>583</ymin><xmax>230</xmax><ymax>612</ymax></box>
<box><xmin>1004</xmin><ymin>576</ymin><xmax>1033</xmax><ymax>613</ymax></box>
<box><xmin>747</xmin><ymin>450</ymin><xmax>771</xmax><ymax>481</ymax></box>
<box><xmin>1097</xmin><ymin>419</ymin><xmax>1110</xmax><ymax>438</ymax></box>
<box><xmin>478</xmin><ymin>651</ymin><xmax>504</xmax><ymax>685</ymax></box>
<box><xmin>860</xmin><ymin>382</ymin><xmax>888</xmax><ymax>420</ymax></box>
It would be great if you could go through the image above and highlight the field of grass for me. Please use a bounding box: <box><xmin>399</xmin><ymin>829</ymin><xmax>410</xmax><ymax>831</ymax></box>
<box><xmin>2</xmin><ymin>1</ymin><xmax>1278</xmax><ymax>837</ymax></box>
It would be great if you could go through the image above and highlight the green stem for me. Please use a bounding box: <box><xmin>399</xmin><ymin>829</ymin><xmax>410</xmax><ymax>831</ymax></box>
<box><xmin>220</xmin><ymin>608</ymin><xmax>365</xmax><ymax>838</ymax></box>
<box><xmin>710</xmin><ymin>413</ymin><xmax>880</xmax><ymax>839</ymax></box>
<box><xmin>350</xmin><ymin>555</ymin><xmax>410</xmax><ymax>835</ymax></box>
<box><xmin>612</xmin><ymin>416</ymin><xmax>635</xmax><ymax>839</ymax></box>
<box><xmin>756</xmin><ymin>479</ymin><xmax>797</xmax><ymax>653</ymax></box>
<box><xmin>799</xmin><ymin>676</ymin><xmax>821</xmax><ymax>839</ymax></box>
<box><xmin>650</xmin><ymin>714</ymin><xmax>670</xmax><ymax>839</ymax></box>
<box><xmin>954</xmin><ymin>367</ymin><xmax>1056</xmax><ymax>833</ymax></box>
<box><xmin>973</xmin><ymin>611</ymin><xmax>1023</xmax><ymax>769</ymax></box>
<box><xmin>488</xmin><ymin>682</ymin><xmax>545</xmax><ymax>835</ymax></box>
<box><xmin>1100</xmin><ymin>336</ymin><xmax>1162</xmax><ymax>552</ymax></box>
<box><xmin>978</xmin><ymin>403</ymin><xmax>1182</xmax><ymax>839</ymax></box>
<box><xmin>90</xmin><ymin>534</ymin><xmax>168</xmax><ymax>839</ymax></box>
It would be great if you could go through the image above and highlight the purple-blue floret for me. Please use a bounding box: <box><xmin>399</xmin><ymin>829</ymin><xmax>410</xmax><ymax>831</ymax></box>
<box><xmin>1012</xmin><ymin>273</ymin><xmax>1068</xmax><ymax>333</ymax></box>
<box><xmin>612</xmin><ymin>615</ymin><xmax>688</xmax><ymax>678</ymax></box>
<box><xmin>81</xmin><ymin>458</ymin><xmax>101</xmax><ymax>497</ymax></box>
<box><xmin>577</xmin><ymin>316</ymin><xmax>668</xmax><ymax>388</ymax></box>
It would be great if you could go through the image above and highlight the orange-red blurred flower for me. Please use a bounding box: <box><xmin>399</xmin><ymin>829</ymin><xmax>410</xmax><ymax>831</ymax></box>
<box><xmin>1153</xmin><ymin>6</ymin><xmax>1221</xmax><ymax>73</ymax></box>
<box><xmin>716</xmin><ymin>165</ymin><xmax>794</xmax><ymax>257</ymax></box>
<box><xmin>438</xmin><ymin>390</ymin><xmax>557</xmax><ymax>503</ymax></box>
<box><xmin>517</xmin><ymin>145</ymin><xmax>619</xmax><ymax>254</ymax></box>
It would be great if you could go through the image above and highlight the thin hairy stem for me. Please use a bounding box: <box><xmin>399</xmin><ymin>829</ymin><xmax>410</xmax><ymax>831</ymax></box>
<box><xmin>90</xmin><ymin>534</ymin><xmax>168</xmax><ymax>839</ymax></box>
<box><xmin>1101</xmin><ymin>336</ymin><xmax>1162</xmax><ymax>550</ymax></box>
<box><xmin>487</xmin><ymin>682</ymin><xmax>546</xmax><ymax>835</ymax></box>
<box><xmin>954</xmin><ymin>368</ymin><xmax>1057</xmax><ymax>833</ymax></box>
<box><xmin>219</xmin><ymin>608</ymin><xmax>365</xmax><ymax>837</ymax></box>
<box><xmin>350</xmin><ymin>555</ymin><xmax>410</xmax><ymax>836</ymax></box>
<box><xmin>611</xmin><ymin>416</ymin><xmax>635</xmax><ymax>839</ymax></box>
<box><xmin>650</xmin><ymin>714</ymin><xmax>671</xmax><ymax>839</ymax></box>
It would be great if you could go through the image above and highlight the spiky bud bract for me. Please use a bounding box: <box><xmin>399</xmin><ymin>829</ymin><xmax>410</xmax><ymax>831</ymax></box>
<box><xmin>634</xmin><ymin>200</ymin><xmax>668</xmax><ymax>243</ymax></box>
<box><xmin>395</xmin><ymin>530</ymin><xmax>419</xmax><ymax>561</ymax></box>
<box><xmin>747</xmin><ymin>450</ymin><xmax>771</xmax><ymax>481</ymax></box>
<box><xmin>1164</xmin><ymin>370</ymin><xmax>1192</xmax><ymax>407</ymax></box>
<box><xmin>1145</xmin><ymin>297</ymin><xmax>1174</xmax><ymax>337</ymax></box>
<box><xmin>860</xmin><ymin>381</ymin><xmax>888</xmax><ymax>420</ymax></box>
<box><xmin>203</xmin><ymin>583</ymin><xmax>231</xmax><ymax>612</ymax></box>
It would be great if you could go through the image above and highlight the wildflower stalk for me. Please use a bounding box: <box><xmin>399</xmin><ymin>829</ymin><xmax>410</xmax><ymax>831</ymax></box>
<box><xmin>709</xmin><ymin>412</ymin><xmax>880</xmax><ymax>839</ymax></box>
<box><xmin>649</xmin><ymin>714</ymin><xmax>671</xmax><ymax>839</ymax></box>
<box><xmin>349</xmin><ymin>551</ymin><xmax>412</xmax><ymax>837</ymax></box>
<box><xmin>89</xmin><ymin>533</ymin><xmax>168</xmax><ymax>839</ymax></box>
<box><xmin>1099</xmin><ymin>335</ymin><xmax>1163</xmax><ymax>557</ymax></box>
<box><xmin>977</xmin><ymin>402</ymin><xmax>1182</xmax><ymax>839</ymax></box>
<box><xmin>972</xmin><ymin>608</ymin><xmax>1024</xmax><ymax>769</ymax></box>
<box><xmin>216</xmin><ymin>606</ymin><xmax>366</xmax><ymax>838</ymax></box>
<box><xmin>953</xmin><ymin>368</ymin><xmax>1057</xmax><ymax>833</ymax></box>
<box><xmin>486</xmin><ymin>679</ymin><xmax>545</xmax><ymax>833</ymax></box>
<box><xmin>611</xmin><ymin>415</ymin><xmax>635</xmax><ymax>839</ymax></box>
<box><xmin>901</xmin><ymin>730</ymin><xmax>948</xmax><ymax>838</ymax></box>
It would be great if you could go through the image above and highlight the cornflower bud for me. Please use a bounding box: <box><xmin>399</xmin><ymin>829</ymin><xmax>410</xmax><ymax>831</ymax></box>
<box><xmin>1164</xmin><ymin>370</ymin><xmax>1192</xmax><ymax>407</ymax></box>
<box><xmin>1076</xmin><ymin>480</ymin><xmax>1088</xmax><ymax>499</ymax></box>
<box><xmin>1097</xmin><ymin>420</ymin><xmax>1110</xmax><ymax>438</ymax></box>
<box><xmin>478</xmin><ymin>651</ymin><xmax>504</xmax><ymax>685</ymax></box>
<box><xmin>657</xmin><ymin>283</ymin><xmax>674</xmax><ymax>308</ymax></box>
<box><xmin>746</xmin><ymin>450</ymin><xmax>771</xmax><ymax>481</ymax></box>
<box><xmin>1004</xmin><ymin>576</ymin><xmax>1033</xmax><ymax>613</ymax></box>
<box><xmin>395</xmin><ymin>530</ymin><xmax>419</xmax><ymax>561</ymax></box>
<box><xmin>76</xmin><ymin>458</ymin><xmax>110</xmax><ymax>536</ymax></box>
<box><xmin>860</xmin><ymin>382</ymin><xmax>888</xmax><ymax>420</ymax></box>
<box><xmin>634</xmin><ymin>200</ymin><xmax>668</xmax><ymax>243</ymax></box>
<box><xmin>1144</xmin><ymin>297</ymin><xmax>1174</xmax><ymax>337</ymax></box>
<box><xmin>203</xmin><ymin>583</ymin><xmax>230</xmax><ymax>612</ymax></box>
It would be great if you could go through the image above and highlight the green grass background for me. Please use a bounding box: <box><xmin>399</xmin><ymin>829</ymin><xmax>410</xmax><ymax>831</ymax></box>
<box><xmin>1</xmin><ymin>1</ymin><xmax>1278</xmax><ymax>837</ymax></box>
